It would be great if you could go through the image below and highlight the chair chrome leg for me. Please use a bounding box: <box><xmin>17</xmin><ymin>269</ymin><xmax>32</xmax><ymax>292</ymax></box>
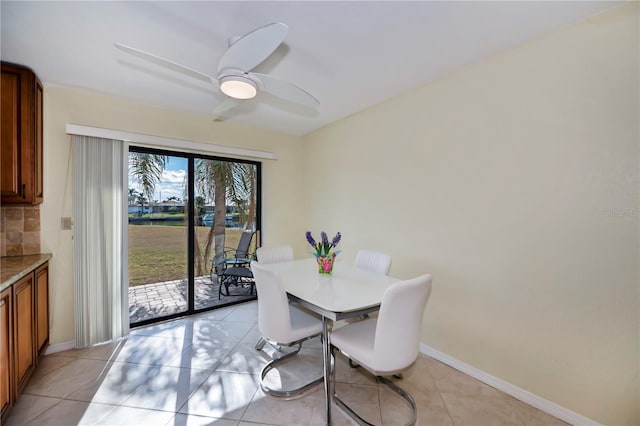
<box><xmin>322</xmin><ymin>317</ymin><xmax>332</xmax><ymax>425</ymax></box>
<box><xmin>331</xmin><ymin>348</ymin><xmax>417</xmax><ymax>426</ymax></box>
<box><xmin>259</xmin><ymin>342</ymin><xmax>323</xmax><ymax>399</ymax></box>
<box><xmin>254</xmin><ymin>337</ymin><xmax>266</xmax><ymax>350</ymax></box>
<box><xmin>256</xmin><ymin>339</ymin><xmax>282</xmax><ymax>352</ymax></box>
<box><xmin>377</xmin><ymin>376</ymin><xmax>417</xmax><ymax>426</ymax></box>
<box><xmin>333</xmin><ymin>393</ymin><xmax>374</xmax><ymax>426</ymax></box>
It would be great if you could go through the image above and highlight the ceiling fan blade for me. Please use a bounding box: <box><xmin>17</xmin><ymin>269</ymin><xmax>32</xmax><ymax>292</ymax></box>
<box><xmin>217</xmin><ymin>23</ymin><xmax>288</xmax><ymax>74</ymax></box>
<box><xmin>252</xmin><ymin>73</ymin><xmax>319</xmax><ymax>108</ymax></box>
<box><xmin>212</xmin><ymin>98</ymin><xmax>242</xmax><ymax>120</ymax></box>
<box><xmin>114</xmin><ymin>43</ymin><xmax>215</xmax><ymax>84</ymax></box>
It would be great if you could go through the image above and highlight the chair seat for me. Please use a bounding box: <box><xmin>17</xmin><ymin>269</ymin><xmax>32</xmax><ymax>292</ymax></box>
<box><xmin>330</xmin><ymin>318</ymin><xmax>378</xmax><ymax>372</ymax></box>
<box><xmin>219</xmin><ymin>266</ymin><xmax>255</xmax><ymax>299</ymax></box>
<box><xmin>222</xmin><ymin>266</ymin><xmax>253</xmax><ymax>278</ymax></box>
<box><xmin>225</xmin><ymin>257</ymin><xmax>253</xmax><ymax>267</ymax></box>
<box><xmin>284</xmin><ymin>306</ymin><xmax>323</xmax><ymax>344</ymax></box>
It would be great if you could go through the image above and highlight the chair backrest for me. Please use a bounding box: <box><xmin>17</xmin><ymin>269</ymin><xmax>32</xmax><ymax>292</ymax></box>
<box><xmin>373</xmin><ymin>274</ymin><xmax>432</xmax><ymax>373</ymax></box>
<box><xmin>250</xmin><ymin>261</ymin><xmax>293</xmax><ymax>343</ymax></box>
<box><xmin>354</xmin><ymin>249</ymin><xmax>392</xmax><ymax>275</ymax></box>
<box><xmin>235</xmin><ymin>231</ymin><xmax>255</xmax><ymax>258</ymax></box>
<box><xmin>256</xmin><ymin>245</ymin><xmax>294</xmax><ymax>264</ymax></box>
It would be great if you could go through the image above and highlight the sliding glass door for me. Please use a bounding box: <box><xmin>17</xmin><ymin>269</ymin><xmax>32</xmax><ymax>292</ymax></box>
<box><xmin>128</xmin><ymin>152</ymin><xmax>189</xmax><ymax>324</ymax></box>
<box><xmin>193</xmin><ymin>158</ymin><xmax>258</xmax><ymax>310</ymax></box>
<box><xmin>127</xmin><ymin>147</ymin><xmax>260</xmax><ymax>326</ymax></box>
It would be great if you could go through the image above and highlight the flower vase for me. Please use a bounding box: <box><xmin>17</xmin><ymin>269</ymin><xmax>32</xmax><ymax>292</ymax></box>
<box><xmin>317</xmin><ymin>254</ymin><xmax>336</xmax><ymax>275</ymax></box>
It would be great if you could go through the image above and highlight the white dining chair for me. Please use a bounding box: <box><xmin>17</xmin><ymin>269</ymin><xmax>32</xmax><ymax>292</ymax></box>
<box><xmin>254</xmin><ymin>245</ymin><xmax>295</xmax><ymax>350</ymax></box>
<box><xmin>354</xmin><ymin>249</ymin><xmax>392</xmax><ymax>275</ymax></box>
<box><xmin>350</xmin><ymin>249</ymin><xmax>392</xmax><ymax>325</ymax></box>
<box><xmin>256</xmin><ymin>245</ymin><xmax>294</xmax><ymax>264</ymax></box>
<box><xmin>250</xmin><ymin>261</ymin><xmax>324</xmax><ymax>398</ymax></box>
<box><xmin>330</xmin><ymin>274</ymin><xmax>432</xmax><ymax>426</ymax></box>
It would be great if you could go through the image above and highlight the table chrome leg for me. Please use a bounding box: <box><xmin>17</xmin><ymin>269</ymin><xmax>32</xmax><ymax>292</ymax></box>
<box><xmin>322</xmin><ymin>316</ymin><xmax>332</xmax><ymax>425</ymax></box>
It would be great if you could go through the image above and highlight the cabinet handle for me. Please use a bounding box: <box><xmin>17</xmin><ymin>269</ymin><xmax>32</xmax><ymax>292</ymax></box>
<box><xmin>21</xmin><ymin>184</ymin><xmax>26</xmax><ymax>198</ymax></box>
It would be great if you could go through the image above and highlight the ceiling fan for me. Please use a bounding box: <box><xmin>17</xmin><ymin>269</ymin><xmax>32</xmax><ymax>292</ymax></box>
<box><xmin>115</xmin><ymin>22</ymin><xmax>318</xmax><ymax>118</ymax></box>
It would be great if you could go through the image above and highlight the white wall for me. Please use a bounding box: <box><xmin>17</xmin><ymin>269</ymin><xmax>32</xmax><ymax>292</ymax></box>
<box><xmin>41</xmin><ymin>86</ymin><xmax>308</xmax><ymax>346</ymax></box>
<box><xmin>302</xmin><ymin>4</ymin><xmax>639</xmax><ymax>425</ymax></box>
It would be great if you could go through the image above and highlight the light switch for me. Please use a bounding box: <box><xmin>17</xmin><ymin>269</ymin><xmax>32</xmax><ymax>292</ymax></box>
<box><xmin>61</xmin><ymin>217</ymin><xmax>73</xmax><ymax>230</ymax></box>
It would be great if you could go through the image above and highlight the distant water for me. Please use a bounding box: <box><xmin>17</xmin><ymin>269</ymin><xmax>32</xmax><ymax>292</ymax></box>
<box><xmin>129</xmin><ymin>218</ymin><xmax>185</xmax><ymax>226</ymax></box>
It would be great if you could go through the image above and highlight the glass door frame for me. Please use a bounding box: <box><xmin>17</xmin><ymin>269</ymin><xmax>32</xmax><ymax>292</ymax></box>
<box><xmin>128</xmin><ymin>145</ymin><xmax>262</xmax><ymax>328</ymax></box>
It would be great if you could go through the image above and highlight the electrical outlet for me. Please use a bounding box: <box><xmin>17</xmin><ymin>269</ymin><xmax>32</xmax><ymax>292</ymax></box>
<box><xmin>61</xmin><ymin>217</ymin><xmax>73</xmax><ymax>230</ymax></box>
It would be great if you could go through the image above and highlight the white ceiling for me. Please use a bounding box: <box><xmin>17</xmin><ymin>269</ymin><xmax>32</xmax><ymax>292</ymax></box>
<box><xmin>1</xmin><ymin>1</ymin><xmax>621</xmax><ymax>136</ymax></box>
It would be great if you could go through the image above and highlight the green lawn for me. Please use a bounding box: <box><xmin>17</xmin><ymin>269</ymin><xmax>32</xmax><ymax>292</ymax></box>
<box><xmin>128</xmin><ymin>225</ymin><xmax>252</xmax><ymax>287</ymax></box>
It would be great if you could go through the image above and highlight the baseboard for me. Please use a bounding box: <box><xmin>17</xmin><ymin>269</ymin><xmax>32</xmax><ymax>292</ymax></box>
<box><xmin>44</xmin><ymin>339</ymin><xmax>76</xmax><ymax>355</ymax></box>
<box><xmin>420</xmin><ymin>344</ymin><xmax>601</xmax><ymax>426</ymax></box>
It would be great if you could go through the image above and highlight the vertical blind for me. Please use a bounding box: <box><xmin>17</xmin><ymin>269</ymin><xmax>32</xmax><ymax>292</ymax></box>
<box><xmin>73</xmin><ymin>135</ymin><xmax>129</xmax><ymax>348</ymax></box>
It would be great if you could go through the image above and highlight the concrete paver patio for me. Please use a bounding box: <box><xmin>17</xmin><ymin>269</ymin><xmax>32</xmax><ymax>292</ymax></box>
<box><xmin>128</xmin><ymin>275</ymin><xmax>255</xmax><ymax>324</ymax></box>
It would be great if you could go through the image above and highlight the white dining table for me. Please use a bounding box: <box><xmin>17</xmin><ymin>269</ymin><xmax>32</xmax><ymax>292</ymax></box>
<box><xmin>259</xmin><ymin>258</ymin><xmax>398</xmax><ymax>425</ymax></box>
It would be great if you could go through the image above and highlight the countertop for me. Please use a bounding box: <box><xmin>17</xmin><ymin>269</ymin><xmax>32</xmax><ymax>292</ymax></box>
<box><xmin>1</xmin><ymin>254</ymin><xmax>52</xmax><ymax>293</ymax></box>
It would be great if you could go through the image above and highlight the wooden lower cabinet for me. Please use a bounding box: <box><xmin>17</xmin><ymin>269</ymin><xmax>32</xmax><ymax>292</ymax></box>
<box><xmin>0</xmin><ymin>260</ymin><xmax>49</xmax><ymax>423</ymax></box>
<box><xmin>0</xmin><ymin>287</ymin><xmax>13</xmax><ymax>421</ymax></box>
<box><xmin>13</xmin><ymin>274</ymin><xmax>35</xmax><ymax>396</ymax></box>
<box><xmin>35</xmin><ymin>264</ymin><xmax>48</xmax><ymax>356</ymax></box>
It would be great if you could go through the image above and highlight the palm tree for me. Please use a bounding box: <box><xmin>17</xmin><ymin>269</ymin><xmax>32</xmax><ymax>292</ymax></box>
<box><xmin>243</xmin><ymin>163</ymin><xmax>257</xmax><ymax>229</ymax></box>
<box><xmin>128</xmin><ymin>188</ymin><xmax>139</xmax><ymax>205</ymax></box>
<box><xmin>128</xmin><ymin>153</ymin><xmax>166</xmax><ymax>202</ymax></box>
<box><xmin>193</xmin><ymin>159</ymin><xmax>257</xmax><ymax>276</ymax></box>
<box><xmin>194</xmin><ymin>196</ymin><xmax>206</xmax><ymax>217</ymax></box>
<box><xmin>136</xmin><ymin>193</ymin><xmax>148</xmax><ymax>216</ymax></box>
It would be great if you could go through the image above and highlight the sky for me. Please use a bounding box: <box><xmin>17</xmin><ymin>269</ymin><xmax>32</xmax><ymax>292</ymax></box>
<box><xmin>128</xmin><ymin>156</ymin><xmax>187</xmax><ymax>203</ymax></box>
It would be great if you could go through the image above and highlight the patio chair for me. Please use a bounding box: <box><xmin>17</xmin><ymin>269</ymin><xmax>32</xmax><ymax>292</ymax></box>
<box><xmin>219</xmin><ymin>230</ymin><xmax>256</xmax><ymax>268</ymax></box>
<box><xmin>210</xmin><ymin>230</ymin><xmax>257</xmax><ymax>299</ymax></box>
<box><xmin>216</xmin><ymin>265</ymin><xmax>255</xmax><ymax>299</ymax></box>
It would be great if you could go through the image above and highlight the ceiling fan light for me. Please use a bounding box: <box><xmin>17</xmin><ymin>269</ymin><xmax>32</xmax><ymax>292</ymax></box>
<box><xmin>220</xmin><ymin>75</ymin><xmax>257</xmax><ymax>99</ymax></box>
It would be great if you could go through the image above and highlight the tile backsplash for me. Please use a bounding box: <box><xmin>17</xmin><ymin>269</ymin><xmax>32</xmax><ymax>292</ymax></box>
<box><xmin>1</xmin><ymin>205</ymin><xmax>41</xmax><ymax>256</ymax></box>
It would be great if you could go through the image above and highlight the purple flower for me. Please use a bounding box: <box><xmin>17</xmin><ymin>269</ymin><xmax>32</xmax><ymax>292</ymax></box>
<box><xmin>305</xmin><ymin>231</ymin><xmax>316</xmax><ymax>247</ymax></box>
<box><xmin>306</xmin><ymin>231</ymin><xmax>342</xmax><ymax>258</ymax></box>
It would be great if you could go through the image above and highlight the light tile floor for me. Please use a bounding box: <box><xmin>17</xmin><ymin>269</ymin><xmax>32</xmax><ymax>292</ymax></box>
<box><xmin>7</xmin><ymin>301</ymin><xmax>568</xmax><ymax>426</ymax></box>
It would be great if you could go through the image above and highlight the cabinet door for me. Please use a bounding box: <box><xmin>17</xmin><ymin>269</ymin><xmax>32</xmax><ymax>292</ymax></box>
<box><xmin>35</xmin><ymin>263</ymin><xmax>48</xmax><ymax>356</ymax></box>
<box><xmin>13</xmin><ymin>274</ymin><xmax>34</xmax><ymax>395</ymax></box>
<box><xmin>0</xmin><ymin>62</ymin><xmax>42</xmax><ymax>204</ymax></box>
<box><xmin>35</xmin><ymin>81</ymin><xmax>43</xmax><ymax>200</ymax></box>
<box><xmin>0</xmin><ymin>69</ymin><xmax>22</xmax><ymax>200</ymax></box>
<box><xmin>0</xmin><ymin>287</ymin><xmax>12</xmax><ymax>420</ymax></box>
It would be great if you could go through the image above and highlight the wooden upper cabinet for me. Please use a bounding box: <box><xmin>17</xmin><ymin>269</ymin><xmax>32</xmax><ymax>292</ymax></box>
<box><xmin>1</xmin><ymin>62</ymin><xmax>43</xmax><ymax>204</ymax></box>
